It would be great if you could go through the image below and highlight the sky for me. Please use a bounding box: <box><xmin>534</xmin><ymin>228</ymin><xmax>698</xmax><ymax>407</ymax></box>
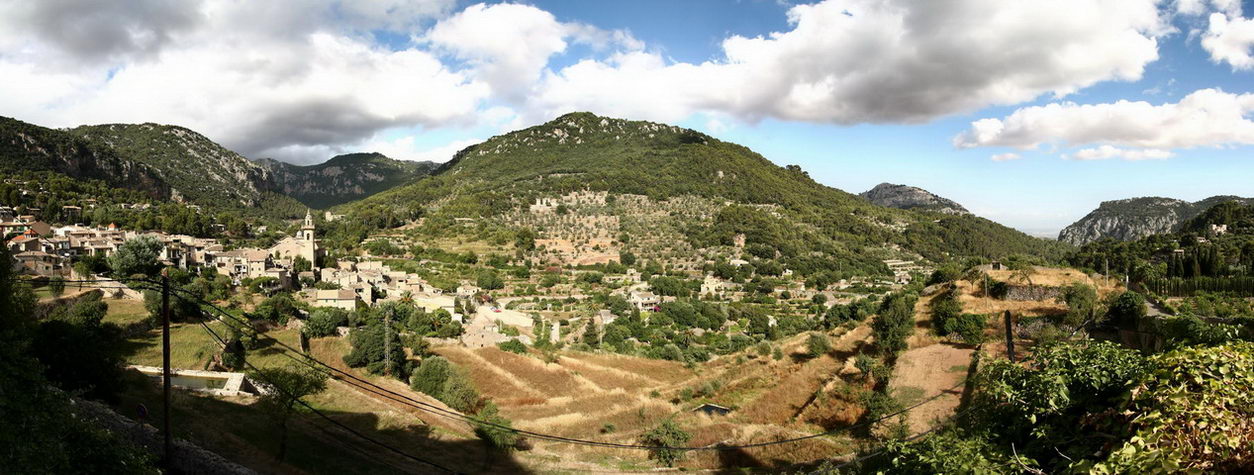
<box><xmin>2</xmin><ymin>0</ymin><xmax>1254</xmax><ymax>236</ymax></box>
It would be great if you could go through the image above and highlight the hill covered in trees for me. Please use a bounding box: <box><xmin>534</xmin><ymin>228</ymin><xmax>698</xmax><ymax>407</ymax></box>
<box><xmin>255</xmin><ymin>153</ymin><xmax>438</xmax><ymax>209</ymax></box>
<box><xmin>69</xmin><ymin>123</ymin><xmax>304</xmax><ymax>217</ymax></box>
<box><xmin>0</xmin><ymin>116</ymin><xmax>171</xmax><ymax>199</ymax></box>
<box><xmin>344</xmin><ymin>112</ymin><xmax>1068</xmax><ymax>265</ymax></box>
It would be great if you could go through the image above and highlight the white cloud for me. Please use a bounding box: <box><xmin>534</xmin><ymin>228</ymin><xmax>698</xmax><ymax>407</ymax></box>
<box><xmin>530</xmin><ymin>0</ymin><xmax>1172</xmax><ymax>124</ymax></box>
<box><xmin>1068</xmin><ymin>145</ymin><xmax>1174</xmax><ymax>160</ymax></box>
<box><xmin>0</xmin><ymin>0</ymin><xmax>483</xmax><ymax>162</ymax></box>
<box><xmin>1203</xmin><ymin>11</ymin><xmax>1254</xmax><ymax>69</ymax></box>
<box><xmin>990</xmin><ymin>153</ymin><xmax>1022</xmax><ymax>162</ymax></box>
<box><xmin>362</xmin><ymin>136</ymin><xmax>481</xmax><ymax>163</ymax></box>
<box><xmin>954</xmin><ymin>89</ymin><xmax>1254</xmax><ymax>156</ymax></box>
<box><xmin>0</xmin><ymin>0</ymin><xmax>1204</xmax><ymax>164</ymax></box>
<box><xmin>426</xmin><ymin>3</ymin><xmax>640</xmax><ymax>102</ymax></box>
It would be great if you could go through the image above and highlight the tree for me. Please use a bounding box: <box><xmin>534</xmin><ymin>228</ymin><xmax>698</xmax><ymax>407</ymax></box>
<box><xmin>0</xmin><ymin>249</ymin><xmax>155</xmax><ymax>471</ymax></box>
<box><xmin>47</xmin><ymin>276</ymin><xmax>65</xmax><ymax>298</ymax></box>
<box><xmin>619</xmin><ymin>251</ymin><xmax>637</xmax><ymax>267</ymax></box>
<box><xmin>473</xmin><ymin>401</ymin><xmax>518</xmax><ymax>450</ymax></box>
<box><xmin>514</xmin><ymin>228</ymin><xmax>536</xmax><ymax>251</ymax></box>
<box><xmin>108</xmin><ymin>235</ymin><xmax>163</xmax><ymax>277</ymax></box>
<box><xmin>873</xmin><ymin>292</ymin><xmax>917</xmax><ymax>356</ymax></box>
<box><xmin>476</xmin><ymin>270</ymin><xmax>504</xmax><ymax>291</ymax></box>
<box><xmin>303</xmin><ymin>308</ymin><xmax>346</xmax><ymax>338</ymax></box>
<box><xmin>1059</xmin><ymin>283</ymin><xmax>1098</xmax><ymax>327</ymax></box>
<box><xmin>641</xmin><ymin>419</ymin><xmax>692</xmax><ymax>467</ymax></box>
<box><xmin>806</xmin><ymin>332</ymin><xmax>831</xmax><ymax>358</ymax></box>
<box><xmin>1105</xmin><ymin>291</ymin><xmax>1146</xmax><ymax>326</ymax></box>
<box><xmin>247</xmin><ymin>365</ymin><xmax>329</xmax><ymax>462</ymax></box>
<box><xmin>292</xmin><ymin>255</ymin><xmax>312</xmax><ymax>273</ymax></box>
<box><xmin>343</xmin><ymin>323</ymin><xmax>406</xmax><ymax>377</ymax></box>
<box><xmin>410</xmin><ymin>356</ymin><xmax>452</xmax><ymax>397</ymax></box>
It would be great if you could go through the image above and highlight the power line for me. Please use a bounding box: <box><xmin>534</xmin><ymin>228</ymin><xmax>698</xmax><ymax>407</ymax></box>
<box><xmin>196</xmin><ymin>317</ymin><xmax>461</xmax><ymax>474</ymax></box>
<box><xmin>164</xmin><ymin>284</ymin><xmax>970</xmax><ymax>452</ymax></box>
<box><xmin>65</xmin><ymin>278</ymin><xmax>971</xmax><ymax>454</ymax></box>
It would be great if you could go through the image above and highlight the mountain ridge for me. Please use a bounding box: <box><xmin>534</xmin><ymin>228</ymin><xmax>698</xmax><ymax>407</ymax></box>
<box><xmin>254</xmin><ymin>152</ymin><xmax>438</xmax><ymax>209</ymax></box>
<box><xmin>1059</xmin><ymin>195</ymin><xmax>1254</xmax><ymax>245</ymax></box>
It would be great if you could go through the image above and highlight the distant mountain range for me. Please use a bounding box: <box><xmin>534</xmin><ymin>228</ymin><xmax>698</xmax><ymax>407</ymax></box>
<box><xmin>0</xmin><ymin>116</ymin><xmax>436</xmax><ymax>217</ymax></box>
<box><xmin>1</xmin><ymin>112</ymin><xmax>1064</xmax><ymax>262</ymax></box>
<box><xmin>254</xmin><ymin>153</ymin><xmax>437</xmax><ymax>209</ymax></box>
<box><xmin>859</xmin><ymin>183</ymin><xmax>970</xmax><ymax>215</ymax></box>
<box><xmin>1059</xmin><ymin>195</ymin><xmax>1254</xmax><ymax>245</ymax></box>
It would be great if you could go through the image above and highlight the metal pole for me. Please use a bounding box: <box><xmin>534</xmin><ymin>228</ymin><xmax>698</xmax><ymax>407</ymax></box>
<box><xmin>161</xmin><ymin>269</ymin><xmax>173</xmax><ymax>465</ymax></box>
<box><xmin>1004</xmin><ymin>310</ymin><xmax>1016</xmax><ymax>363</ymax></box>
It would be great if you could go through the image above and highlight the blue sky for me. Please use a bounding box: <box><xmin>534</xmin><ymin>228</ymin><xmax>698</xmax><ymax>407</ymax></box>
<box><xmin>2</xmin><ymin>0</ymin><xmax>1253</xmax><ymax>235</ymax></box>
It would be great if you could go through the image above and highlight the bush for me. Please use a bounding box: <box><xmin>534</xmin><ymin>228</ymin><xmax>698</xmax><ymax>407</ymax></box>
<box><xmin>303</xmin><ymin>308</ymin><xmax>347</xmax><ymax>338</ymax></box>
<box><xmin>497</xmin><ymin>338</ymin><xmax>527</xmax><ymax>354</ymax></box>
<box><xmin>1097</xmin><ymin>342</ymin><xmax>1254</xmax><ymax>473</ymax></box>
<box><xmin>440</xmin><ymin>370</ymin><xmax>479</xmax><ymax>413</ymax></box>
<box><xmin>640</xmin><ymin>419</ymin><xmax>692</xmax><ymax>467</ymax></box>
<box><xmin>473</xmin><ymin>402</ymin><xmax>518</xmax><ymax>450</ymax></box>
<box><xmin>943</xmin><ymin>313</ymin><xmax>988</xmax><ymax>344</ymax></box>
<box><xmin>409</xmin><ymin>356</ymin><xmax>452</xmax><ymax>397</ymax></box>
<box><xmin>1106</xmin><ymin>290</ymin><xmax>1146</xmax><ymax>326</ymax></box>
<box><xmin>806</xmin><ymin>332</ymin><xmax>831</xmax><ymax>358</ymax></box>
<box><xmin>931</xmin><ymin>293</ymin><xmax>962</xmax><ymax>335</ymax></box>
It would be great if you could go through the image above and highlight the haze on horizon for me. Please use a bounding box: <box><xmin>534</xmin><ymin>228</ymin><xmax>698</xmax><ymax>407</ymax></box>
<box><xmin>3</xmin><ymin>0</ymin><xmax>1253</xmax><ymax>235</ymax></box>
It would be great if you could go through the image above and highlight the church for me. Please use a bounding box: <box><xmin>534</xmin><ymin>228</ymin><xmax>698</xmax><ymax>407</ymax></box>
<box><xmin>269</xmin><ymin>210</ymin><xmax>322</xmax><ymax>266</ymax></box>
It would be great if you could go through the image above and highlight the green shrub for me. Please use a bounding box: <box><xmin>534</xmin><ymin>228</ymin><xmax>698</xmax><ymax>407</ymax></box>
<box><xmin>943</xmin><ymin>313</ymin><xmax>987</xmax><ymax>344</ymax></box>
<box><xmin>640</xmin><ymin>419</ymin><xmax>692</xmax><ymax>467</ymax></box>
<box><xmin>497</xmin><ymin>338</ymin><xmax>527</xmax><ymax>354</ymax></box>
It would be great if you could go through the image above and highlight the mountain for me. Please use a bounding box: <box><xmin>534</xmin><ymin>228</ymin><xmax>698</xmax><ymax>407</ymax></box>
<box><xmin>859</xmin><ymin>183</ymin><xmax>970</xmax><ymax>215</ymax></box>
<box><xmin>347</xmin><ymin>112</ymin><xmax>1067</xmax><ymax>264</ymax></box>
<box><xmin>0</xmin><ymin>116</ymin><xmax>170</xmax><ymax>198</ymax></box>
<box><xmin>68</xmin><ymin>123</ymin><xmax>304</xmax><ymax>214</ymax></box>
<box><xmin>0</xmin><ymin>116</ymin><xmax>305</xmax><ymax>218</ymax></box>
<box><xmin>254</xmin><ymin>153</ymin><xmax>437</xmax><ymax>209</ymax></box>
<box><xmin>1059</xmin><ymin>195</ymin><xmax>1254</xmax><ymax>245</ymax></box>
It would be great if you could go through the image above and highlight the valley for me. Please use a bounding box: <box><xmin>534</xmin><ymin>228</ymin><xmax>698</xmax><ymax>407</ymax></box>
<box><xmin>4</xmin><ymin>111</ymin><xmax>1253</xmax><ymax>473</ymax></box>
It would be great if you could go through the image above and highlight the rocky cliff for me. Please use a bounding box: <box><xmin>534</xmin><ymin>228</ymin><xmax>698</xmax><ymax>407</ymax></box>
<box><xmin>1059</xmin><ymin>196</ymin><xmax>1254</xmax><ymax>245</ymax></box>
<box><xmin>859</xmin><ymin>183</ymin><xmax>970</xmax><ymax>215</ymax></box>
<box><xmin>254</xmin><ymin>153</ymin><xmax>437</xmax><ymax>209</ymax></box>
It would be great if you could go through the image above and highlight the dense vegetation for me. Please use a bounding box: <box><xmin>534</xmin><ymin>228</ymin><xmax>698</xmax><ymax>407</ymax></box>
<box><xmin>257</xmin><ymin>153</ymin><xmax>438</xmax><ymax>209</ymax></box>
<box><xmin>1070</xmin><ymin>200</ymin><xmax>1254</xmax><ymax>296</ymax></box>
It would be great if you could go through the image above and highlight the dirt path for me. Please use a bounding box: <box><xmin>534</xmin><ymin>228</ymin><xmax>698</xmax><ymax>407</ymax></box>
<box><xmin>888</xmin><ymin>343</ymin><xmax>972</xmax><ymax>434</ymax></box>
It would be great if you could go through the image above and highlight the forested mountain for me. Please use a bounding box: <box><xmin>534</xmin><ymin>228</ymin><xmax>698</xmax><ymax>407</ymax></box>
<box><xmin>0</xmin><ymin>116</ymin><xmax>170</xmax><ymax>199</ymax></box>
<box><xmin>69</xmin><ymin>123</ymin><xmax>304</xmax><ymax>216</ymax></box>
<box><xmin>859</xmin><ymin>183</ymin><xmax>970</xmax><ymax>215</ymax></box>
<box><xmin>254</xmin><ymin>153</ymin><xmax>437</xmax><ymax>209</ymax></box>
<box><xmin>344</xmin><ymin>112</ymin><xmax>1067</xmax><ymax>264</ymax></box>
<box><xmin>1060</xmin><ymin>195</ymin><xmax>1254</xmax><ymax>246</ymax></box>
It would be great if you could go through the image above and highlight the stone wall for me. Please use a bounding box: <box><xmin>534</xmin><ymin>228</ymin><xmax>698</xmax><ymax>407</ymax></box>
<box><xmin>1003</xmin><ymin>285</ymin><xmax>1061</xmax><ymax>302</ymax></box>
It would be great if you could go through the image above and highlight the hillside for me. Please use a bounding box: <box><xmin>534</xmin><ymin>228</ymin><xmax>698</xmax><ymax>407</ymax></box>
<box><xmin>1059</xmin><ymin>195</ymin><xmax>1254</xmax><ymax>245</ymax></box>
<box><xmin>255</xmin><ymin>153</ymin><xmax>437</xmax><ymax>209</ymax></box>
<box><xmin>68</xmin><ymin>123</ymin><xmax>304</xmax><ymax>217</ymax></box>
<box><xmin>346</xmin><ymin>112</ymin><xmax>1067</xmax><ymax>265</ymax></box>
<box><xmin>859</xmin><ymin>183</ymin><xmax>969</xmax><ymax>215</ymax></box>
<box><xmin>0</xmin><ymin>116</ymin><xmax>170</xmax><ymax>199</ymax></box>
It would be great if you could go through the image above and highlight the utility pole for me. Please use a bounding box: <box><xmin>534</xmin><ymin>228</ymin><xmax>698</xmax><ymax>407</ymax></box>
<box><xmin>1003</xmin><ymin>310</ymin><xmax>1016</xmax><ymax>363</ymax></box>
<box><xmin>160</xmin><ymin>268</ymin><xmax>173</xmax><ymax>466</ymax></box>
<box><xmin>383</xmin><ymin>306</ymin><xmax>392</xmax><ymax>377</ymax></box>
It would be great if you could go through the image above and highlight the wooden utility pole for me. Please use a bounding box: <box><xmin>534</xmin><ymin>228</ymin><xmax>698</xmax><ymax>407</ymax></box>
<box><xmin>1004</xmin><ymin>310</ymin><xmax>1016</xmax><ymax>363</ymax></box>
<box><xmin>160</xmin><ymin>269</ymin><xmax>173</xmax><ymax>465</ymax></box>
<box><xmin>383</xmin><ymin>307</ymin><xmax>392</xmax><ymax>377</ymax></box>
